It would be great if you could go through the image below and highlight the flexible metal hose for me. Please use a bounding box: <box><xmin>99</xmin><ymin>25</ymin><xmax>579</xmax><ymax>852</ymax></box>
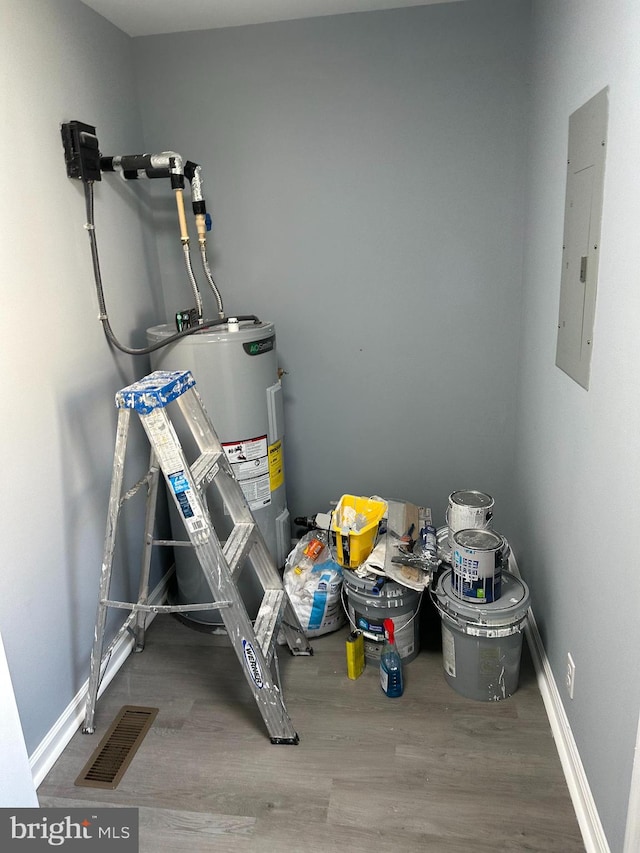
<box><xmin>82</xmin><ymin>182</ymin><xmax>259</xmax><ymax>356</ymax></box>
<box><xmin>182</xmin><ymin>243</ymin><xmax>203</xmax><ymax>320</ymax></box>
<box><xmin>200</xmin><ymin>243</ymin><xmax>224</xmax><ymax>318</ymax></box>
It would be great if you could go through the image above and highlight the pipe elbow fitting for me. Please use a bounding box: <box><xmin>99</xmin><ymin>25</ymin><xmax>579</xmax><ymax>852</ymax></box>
<box><xmin>154</xmin><ymin>151</ymin><xmax>184</xmax><ymax>177</ymax></box>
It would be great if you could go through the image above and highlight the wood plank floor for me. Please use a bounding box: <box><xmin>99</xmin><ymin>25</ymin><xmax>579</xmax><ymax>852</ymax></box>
<box><xmin>38</xmin><ymin>601</ymin><xmax>585</xmax><ymax>852</ymax></box>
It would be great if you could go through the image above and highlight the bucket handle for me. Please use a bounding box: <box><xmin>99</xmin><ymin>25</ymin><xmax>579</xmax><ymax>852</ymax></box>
<box><xmin>341</xmin><ymin>584</ymin><xmax>423</xmax><ymax>634</ymax></box>
<box><xmin>430</xmin><ymin>586</ymin><xmax>528</xmax><ymax>636</ymax></box>
<box><xmin>429</xmin><ymin>584</ymin><xmax>467</xmax><ymax>631</ymax></box>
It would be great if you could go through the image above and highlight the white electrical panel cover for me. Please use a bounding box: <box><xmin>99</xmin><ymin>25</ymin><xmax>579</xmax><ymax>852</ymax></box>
<box><xmin>556</xmin><ymin>87</ymin><xmax>608</xmax><ymax>390</ymax></box>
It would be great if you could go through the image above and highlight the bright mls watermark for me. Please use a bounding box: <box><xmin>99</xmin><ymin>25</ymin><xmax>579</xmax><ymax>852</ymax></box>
<box><xmin>0</xmin><ymin>809</ymin><xmax>138</xmax><ymax>850</ymax></box>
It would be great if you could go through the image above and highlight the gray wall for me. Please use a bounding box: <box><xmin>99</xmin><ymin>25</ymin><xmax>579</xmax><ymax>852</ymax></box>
<box><xmin>0</xmin><ymin>0</ymin><xmax>168</xmax><ymax>756</ymax></box>
<box><xmin>513</xmin><ymin>2</ymin><xmax>640</xmax><ymax>850</ymax></box>
<box><xmin>5</xmin><ymin>0</ymin><xmax>638</xmax><ymax>848</ymax></box>
<box><xmin>133</xmin><ymin>0</ymin><xmax>529</xmax><ymax>530</ymax></box>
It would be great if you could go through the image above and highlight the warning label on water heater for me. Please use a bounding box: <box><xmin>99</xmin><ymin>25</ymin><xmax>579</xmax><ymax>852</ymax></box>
<box><xmin>222</xmin><ymin>435</ymin><xmax>271</xmax><ymax>511</ymax></box>
<box><xmin>268</xmin><ymin>440</ymin><xmax>284</xmax><ymax>492</ymax></box>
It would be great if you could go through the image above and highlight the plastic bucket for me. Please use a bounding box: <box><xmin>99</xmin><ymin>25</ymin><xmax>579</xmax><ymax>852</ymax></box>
<box><xmin>330</xmin><ymin>495</ymin><xmax>386</xmax><ymax>568</ymax></box>
<box><xmin>342</xmin><ymin>567</ymin><xmax>420</xmax><ymax>663</ymax></box>
<box><xmin>431</xmin><ymin>569</ymin><xmax>530</xmax><ymax>701</ymax></box>
<box><xmin>447</xmin><ymin>490</ymin><xmax>494</xmax><ymax>548</ymax></box>
<box><xmin>451</xmin><ymin>528</ymin><xmax>505</xmax><ymax>603</ymax></box>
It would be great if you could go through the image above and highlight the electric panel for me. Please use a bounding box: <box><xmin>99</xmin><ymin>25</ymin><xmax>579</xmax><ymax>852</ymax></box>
<box><xmin>556</xmin><ymin>87</ymin><xmax>608</xmax><ymax>390</ymax></box>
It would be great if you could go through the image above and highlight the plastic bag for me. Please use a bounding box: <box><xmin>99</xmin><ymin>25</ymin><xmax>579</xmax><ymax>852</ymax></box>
<box><xmin>283</xmin><ymin>531</ymin><xmax>346</xmax><ymax>638</ymax></box>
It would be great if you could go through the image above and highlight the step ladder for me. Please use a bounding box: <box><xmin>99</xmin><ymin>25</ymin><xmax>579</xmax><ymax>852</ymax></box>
<box><xmin>83</xmin><ymin>370</ymin><xmax>312</xmax><ymax>744</ymax></box>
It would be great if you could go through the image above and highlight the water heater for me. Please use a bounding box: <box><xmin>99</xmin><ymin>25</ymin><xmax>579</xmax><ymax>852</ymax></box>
<box><xmin>147</xmin><ymin>318</ymin><xmax>291</xmax><ymax>624</ymax></box>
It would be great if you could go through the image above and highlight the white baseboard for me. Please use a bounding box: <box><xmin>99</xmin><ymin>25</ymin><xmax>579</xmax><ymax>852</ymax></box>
<box><xmin>30</xmin><ymin>571</ymin><xmax>172</xmax><ymax>789</ymax></box>
<box><xmin>509</xmin><ymin>559</ymin><xmax>610</xmax><ymax>853</ymax></box>
<box><xmin>524</xmin><ymin>612</ymin><xmax>609</xmax><ymax>852</ymax></box>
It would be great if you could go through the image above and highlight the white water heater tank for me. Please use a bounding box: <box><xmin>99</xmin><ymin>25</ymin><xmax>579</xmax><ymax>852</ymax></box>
<box><xmin>147</xmin><ymin>319</ymin><xmax>291</xmax><ymax>624</ymax></box>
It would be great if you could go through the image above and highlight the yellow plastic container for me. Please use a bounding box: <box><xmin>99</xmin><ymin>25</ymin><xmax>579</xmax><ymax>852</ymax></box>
<box><xmin>331</xmin><ymin>495</ymin><xmax>387</xmax><ymax>568</ymax></box>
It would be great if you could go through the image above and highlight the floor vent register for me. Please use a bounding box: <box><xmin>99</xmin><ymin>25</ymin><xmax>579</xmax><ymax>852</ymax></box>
<box><xmin>75</xmin><ymin>705</ymin><xmax>158</xmax><ymax>789</ymax></box>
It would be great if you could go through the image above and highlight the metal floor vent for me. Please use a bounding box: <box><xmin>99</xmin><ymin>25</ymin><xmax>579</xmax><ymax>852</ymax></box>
<box><xmin>75</xmin><ymin>705</ymin><xmax>158</xmax><ymax>789</ymax></box>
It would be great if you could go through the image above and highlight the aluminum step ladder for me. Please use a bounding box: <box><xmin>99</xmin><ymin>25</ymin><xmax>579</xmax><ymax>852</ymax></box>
<box><xmin>83</xmin><ymin>369</ymin><xmax>312</xmax><ymax>744</ymax></box>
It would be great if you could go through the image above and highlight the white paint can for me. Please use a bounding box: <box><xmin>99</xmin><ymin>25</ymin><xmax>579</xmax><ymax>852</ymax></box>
<box><xmin>452</xmin><ymin>528</ymin><xmax>505</xmax><ymax>603</ymax></box>
<box><xmin>447</xmin><ymin>489</ymin><xmax>494</xmax><ymax>548</ymax></box>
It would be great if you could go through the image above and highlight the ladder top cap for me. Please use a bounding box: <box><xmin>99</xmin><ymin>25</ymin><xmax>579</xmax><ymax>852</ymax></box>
<box><xmin>116</xmin><ymin>370</ymin><xmax>196</xmax><ymax>413</ymax></box>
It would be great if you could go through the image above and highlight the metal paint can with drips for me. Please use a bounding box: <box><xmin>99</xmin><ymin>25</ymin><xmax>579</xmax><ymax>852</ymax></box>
<box><xmin>447</xmin><ymin>489</ymin><xmax>494</xmax><ymax>549</ymax></box>
<box><xmin>452</xmin><ymin>528</ymin><xmax>505</xmax><ymax>603</ymax></box>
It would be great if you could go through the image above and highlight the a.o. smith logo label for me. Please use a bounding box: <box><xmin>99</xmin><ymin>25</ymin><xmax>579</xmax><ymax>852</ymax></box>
<box><xmin>242</xmin><ymin>335</ymin><xmax>275</xmax><ymax>356</ymax></box>
<box><xmin>242</xmin><ymin>639</ymin><xmax>264</xmax><ymax>689</ymax></box>
<box><xmin>0</xmin><ymin>808</ymin><xmax>138</xmax><ymax>850</ymax></box>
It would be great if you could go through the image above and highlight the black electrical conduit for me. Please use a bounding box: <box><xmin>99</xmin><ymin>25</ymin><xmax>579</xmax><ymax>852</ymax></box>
<box><xmin>83</xmin><ymin>181</ymin><xmax>259</xmax><ymax>356</ymax></box>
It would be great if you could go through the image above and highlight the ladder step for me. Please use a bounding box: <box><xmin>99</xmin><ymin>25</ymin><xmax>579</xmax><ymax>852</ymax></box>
<box><xmin>102</xmin><ymin>599</ymin><xmax>233</xmax><ymax>613</ymax></box>
<box><xmin>254</xmin><ymin>589</ymin><xmax>286</xmax><ymax>664</ymax></box>
<box><xmin>191</xmin><ymin>450</ymin><xmax>223</xmax><ymax>490</ymax></box>
<box><xmin>223</xmin><ymin>522</ymin><xmax>257</xmax><ymax>577</ymax></box>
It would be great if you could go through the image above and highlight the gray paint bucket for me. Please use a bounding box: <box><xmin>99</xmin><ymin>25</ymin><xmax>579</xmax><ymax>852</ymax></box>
<box><xmin>342</xmin><ymin>567</ymin><xmax>421</xmax><ymax>663</ymax></box>
<box><xmin>431</xmin><ymin>569</ymin><xmax>530</xmax><ymax>701</ymax></box>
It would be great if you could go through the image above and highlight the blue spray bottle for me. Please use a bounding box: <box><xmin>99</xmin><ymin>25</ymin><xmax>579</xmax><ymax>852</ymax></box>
<box><xmin>380</xmin><ymin>618</ymin><xmax>404</xmax><ymax>698</ymax></box>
